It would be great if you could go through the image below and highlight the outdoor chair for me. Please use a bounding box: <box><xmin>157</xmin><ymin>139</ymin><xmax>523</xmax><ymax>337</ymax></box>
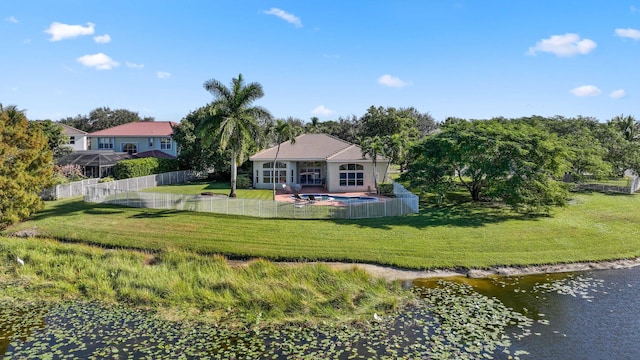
<box><xmin>307</xmin><ymin>194</ymin><xmax>318</xmax><ymax>203</ymax></box>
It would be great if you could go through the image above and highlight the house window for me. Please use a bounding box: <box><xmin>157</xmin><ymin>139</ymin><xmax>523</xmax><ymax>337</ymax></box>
<box><xmin>262</xmin><ymin>162</ymin><xmax>287</xmax><ymax>184</ymax></box>
<box><xmin>98</xmin><ymin>137</ymin><xmax>114</xmax><ymax>149</ymax></box>
<box><xmin>149</xmin><ymin>137</ymin><xmax>154</xmax><ymax>147</ymax></box>
<box><xmin>339</xmin><ymin>163</ymin><xmax>364</xmax><ymax>186</ymax></box>
<box><xmin>69</xmin><ymin>136</ymin><xmax>75</xmax><ymax>145</ymax></box>
<box><xmin>160</xmin><ymin>138</ymin><xmax>171</xmax><ymax>150</ymax></box>
<box><xmin>122</xmin><ymin>143</ymin><xmax>137</xmax><ymax>155</ymax></box>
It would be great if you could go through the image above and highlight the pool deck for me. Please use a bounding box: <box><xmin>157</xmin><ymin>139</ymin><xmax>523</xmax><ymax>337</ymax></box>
<box><xmin>274</xmin><ymin>186</ymin><xmax>388</xmax><ymax>206</ymax></box>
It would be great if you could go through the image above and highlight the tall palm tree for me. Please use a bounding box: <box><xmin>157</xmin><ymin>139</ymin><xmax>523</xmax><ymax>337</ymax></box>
<box><xmin>198</xmin><ymin>74</ymin><xmax>271</xmax><ymax>197</ymax></box>
<box><xmin>265</xmin><ymin>119</ymin><xmax>298</xmax><ymax>200</ymax></box>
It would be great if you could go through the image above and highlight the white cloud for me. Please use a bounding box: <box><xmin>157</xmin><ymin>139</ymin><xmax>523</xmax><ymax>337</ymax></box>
<box><xmin>377</xmin><ymin>74</ymin><xmax>409</xmax><ymax>88</ymax></box>
<box><xmin>570</xmin><ymin>85</ymin><xmax>601</xmax><ymax>97</ymax></box>
<box><xmin>5</xmin><ymin>16</ymin><xmax>18</xmax><ymax>23</ymax></box>
<box><xmin>631</xmin><ymin>5</ymin><xmax>638</xmax><ymax>13</ymax></box>
<box><xmin>527</xmin><ymin>33</ymin><xmax>597</xmax><ymax>57</ymax></box>
<box><xmin>610</xmin><ymin>89</ymin><xmax>627</xmax><ymax>99</ymax></box>
<box><xmin>77</xmin><ymin>53</ymin><xmax>119</xmax><ymax>70</ymax></box>
<box><xmin>311</xmin><ymin>105</ymin><xmax>334</xmax><ymax>116</ymax></box>
<box><xmin>615</xmin><ymin>28</ymin><xmax>640</xmax><ymax>40</ymax></box>
<box><xmin>126</xmin><ymin>62</ymin><xmax>144</xmax><ymax>69</ymax></box>
<box><xmin>93</xmin><ymin>34</ymin><xmax>111</xmax><ymax>44</ymax></box>
<box><xmin>45</xmin><ymin>22</ymin><xmax>95</xmax><ymax>41</ymax></box>
<box><xmin>263</xmin><ymin>8</ymin><xmax>302</xmax><ymax>28</ymax></box>
<box><xmin>157</xmin><ymin>71</ymin><xmax>171</xmax><ymax>79</ymax></box>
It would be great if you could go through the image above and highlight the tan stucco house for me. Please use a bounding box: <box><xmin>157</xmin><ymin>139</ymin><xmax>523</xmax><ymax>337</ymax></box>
<box><xmin>249</xmin><ymin>133</ymin><xmax>390</xmax><ymax>193</ymax></box>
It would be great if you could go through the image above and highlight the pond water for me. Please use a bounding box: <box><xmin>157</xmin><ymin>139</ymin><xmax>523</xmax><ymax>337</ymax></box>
<box><xmin>1</xmin><ymin>266</ymin><xmax>639</xmax><ymax>359</ymax></box>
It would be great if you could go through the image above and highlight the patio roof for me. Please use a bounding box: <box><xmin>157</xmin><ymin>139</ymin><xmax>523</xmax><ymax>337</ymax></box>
<box><xmin>56</xmin><ymin>151</ymin><xmax>131</xmax><ymax>167</ymax></box>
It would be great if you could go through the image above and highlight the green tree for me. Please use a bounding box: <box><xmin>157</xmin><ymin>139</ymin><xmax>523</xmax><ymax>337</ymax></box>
<box><xmin>32</xmin><ymin>119</ymin><xmax>73</xmax><ymax>159</ymax></box>
<box><xmin>173</xmin><ymin>106</ymin><xmax>230</xmax><ymax>173</ymax></box>
<box><xmin>609</xmin><ymin>114</ymin><xmax>639</xmax><ymax>142</ymax></box>
<box><xmin>1</xmin><ymin>104</ymin><xmax>53</xmax><ymax>229</ymax></box>
<box><xmin>358</xmin><ymin>106</ymin><xmax>421</xmax><ymax>168</ymax></box>
<box><xmin>59</xmin><ymin>107</ymin><xmax>154</xmax><ymax>132</ymax></box>
<box><xmin>197</xmin><ymin>73</ymin><xmax>271</xmax><ymax>197</ymax></box>
<box><xmin>403</xmin><ymin>119</ymin><xmax>568</xmax><ymax>213</ymax></box>
<box><xmin>360</xmin><ymin>135</ymin><xmax>387</xmax><ymax>191</ymax></box>
<box><xmin>265</xmin><ymin>119</ymin><xmax>298</xmax><ymax>200</ymax></box>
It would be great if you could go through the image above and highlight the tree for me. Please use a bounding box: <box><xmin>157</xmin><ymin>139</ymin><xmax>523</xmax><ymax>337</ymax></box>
<box><xmin>173</xmin><ymin>106</ymin><xmax>230</xmax><ymax>173</ymax></box>
<box><xmin>265</xmin><ymin>119</ymin><xmax>298</xmax><ymax>200</ymax></box>
<box><xmin>403</xmin><ymin>118</ymin><xmax>568</xmax><ymax>213</ymax></box>
<box><xmin>32</xmin><ymin>119</ymin><xmax>73</xmax><ymax>159</ymax></box>
<box><xmin>1</xmin><ymin>104</ymin><xmax>53</xmax><ymax>229</ymax></box>
<box><xmin>360</xmin><ymin>135</ymin><xmax>386</xmax><ymax>191</ymax></box>
<box><xmin>609</xmin><ymin>114</ymin><xmax>639</xmax><ymax>142</ymax></box>
<box><xmin>197</xmin><ymin>73</ymin><xmax>271</xmax><ymax>197</ymax></box>
<box><xmin>59</xmin><ymin>107</ymin><xmax>154</xmax><ymax>132</ymax></box>
<box><xmin>358</xmin><ymin>106</ymin><xmax>421</xmax><ymax>168</ymax></box>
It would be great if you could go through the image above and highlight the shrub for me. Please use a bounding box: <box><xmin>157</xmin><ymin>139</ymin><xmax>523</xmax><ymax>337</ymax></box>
<box><xmin>236</xmin><ymin>174</ymin><xmax>251</xmax><ymax>189</ymax></box>
<box><xmin>53</xmin><ymin>164</ymin><xmax>85</xmax><ymax>182</ymax></box>
<box><xmin>377</xmin><ymin>183</ymin><xmax>394</xmax><ymax>196</ymax></box>
<box><xmin>113</xmin><ymin>158</ymin><xmax>159</xmax><ymax>179</ymax></box>
<box><xmin>99</xmin><ymin>176</ymin><xmax>114</xmax><ymax>183</ymax></box>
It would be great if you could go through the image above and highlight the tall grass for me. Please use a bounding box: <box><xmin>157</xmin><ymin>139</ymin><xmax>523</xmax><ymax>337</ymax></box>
<box><xmin>1</xmin><ymin>238</ymin><xmax>401</xmax><ymax>323</ymax></box>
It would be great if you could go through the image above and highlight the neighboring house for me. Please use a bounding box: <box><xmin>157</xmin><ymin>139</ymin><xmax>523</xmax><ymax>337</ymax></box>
<box><xmin>56</xmin><ymin>121</ymin><xmax>178</xmax><ymax>178</ymax></box>
<box><xmin>88</xmin><ymin>121</ymin><xmax>178</xmax><ymax>158</ymax></box>
<box><xmin>58</xmin><ymin>123</ymin><xmax>89</xmax><ymax>151</ymax></box>
<box><xmin>249</xmin><ymin>133</ymin><xmax>390</xmax><ymax>193</ymax></box>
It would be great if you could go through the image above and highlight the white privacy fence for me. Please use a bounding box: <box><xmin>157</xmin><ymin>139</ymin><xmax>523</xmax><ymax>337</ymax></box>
<box><xmin>83</xmin><ymin>179</ymin><xmax>419</xmax><ymax>219</ymax></box>
<box><xmin>42</xmin><ymin>178</ymin><xmax>101</xmax><ymax>200</ymax></box>
<box><xmin>44</xmin><ymin>170</ymin><xmax>198</xmax><ymax>200</ymax></box>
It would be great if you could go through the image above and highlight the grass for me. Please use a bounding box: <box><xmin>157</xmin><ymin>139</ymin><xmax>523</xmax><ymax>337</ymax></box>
<box><xmin>141</xmin><ymin>180</ymin><xmax>273</xmax><ymax>199</ymax></box>
<box><xmin>1</xmin><ymin>238</ymin><xmax>401</xmax><ymax>323</ymax></box>
<box><xmin>4</xmin><ymin>191</ymin><xmax>640</xmax><ymax>270</ymax></box>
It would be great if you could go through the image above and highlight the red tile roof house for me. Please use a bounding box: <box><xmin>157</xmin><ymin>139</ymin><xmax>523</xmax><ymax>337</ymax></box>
<box><xmin>55</xmin><ymin>121</ymin><xmax>178</xmax><ymax>178</ymax></box>
<box><xmin>249</xmin><ymin>133</ymin><xmax>390</xmax><ymax>193</ymax></box>
<box><xmin>88</xmin><ymin>121</ymin><xmax>178</xmax><ymax>158</ymax></box>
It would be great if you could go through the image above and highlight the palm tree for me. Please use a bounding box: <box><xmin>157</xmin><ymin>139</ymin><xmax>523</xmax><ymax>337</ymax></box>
<box><xmin>265</xmin><ymin>119</ymin><xmax>298</xmax><ymax>200</ymax></box>
<box><xmin>198</xmin><ymin>74</ymin><xmax>271</xmax><ymax>197</ymax></box>
<box><xmin>360</xmin><ymin>135</ymin><xmax>386</xmax><ymax>192</ymax></box>
<box><xmin>610</xmin><ymin>114</ymin><xmax>639</xmax><ymax>142</ymax></box>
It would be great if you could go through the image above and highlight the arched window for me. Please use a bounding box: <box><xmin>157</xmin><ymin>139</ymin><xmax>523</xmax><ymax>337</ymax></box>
<box><xmin>122</xmin><ymin>143</ymin><xmax>137</xmax><ymax>155</ymax></box>
<box><xmin>262</xmin><ymin>162</ymin><xmax>287</xmax><ymax>184</ymax></box>
<box><xmin>339</xmin><ymin>163</ymin><xmax>364</xmax><ymax>186</ymax></box>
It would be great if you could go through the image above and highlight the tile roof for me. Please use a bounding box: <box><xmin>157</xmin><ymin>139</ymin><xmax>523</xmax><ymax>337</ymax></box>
<box><xmin>249</xmin><ymin>133</ymin><xmax>389</xmax><ymax>162</ymax></box>
<box><xmin>134</xmin><ymin>150</ymin><xmax>176</xmax><ymax>159</ymax></box>
<box><xmin>88</xmin><ymin>121</ymin><xmax>177</xmax><ymax>137</ymax></box>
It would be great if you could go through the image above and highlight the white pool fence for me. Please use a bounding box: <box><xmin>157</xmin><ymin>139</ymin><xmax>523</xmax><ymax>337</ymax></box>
<box><xmin>83</xmin><ymin>176</ymin><xmax>420</xmax><ymax>219</ymax></box>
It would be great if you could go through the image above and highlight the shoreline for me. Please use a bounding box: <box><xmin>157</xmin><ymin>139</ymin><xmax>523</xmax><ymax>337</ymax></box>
<box><xmin>232</xmin><ymin>258</ymin><xmax>640</xmax><ymax>282</ymax></box>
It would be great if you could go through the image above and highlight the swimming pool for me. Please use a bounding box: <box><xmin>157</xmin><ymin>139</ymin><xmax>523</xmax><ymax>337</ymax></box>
<box><xmin>294</xmin><ymin>194</ymin><xmax>380</xmax><ymax>204</ymax></box>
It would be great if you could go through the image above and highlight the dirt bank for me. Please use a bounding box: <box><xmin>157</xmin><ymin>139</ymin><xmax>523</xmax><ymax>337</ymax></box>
<box><xmin>230</xmin><ymin>258</ymin><xmax>640</xmax><ymax>282</ymax></box>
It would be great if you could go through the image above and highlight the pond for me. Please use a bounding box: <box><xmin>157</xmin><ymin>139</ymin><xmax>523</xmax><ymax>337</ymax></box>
<box><xmin>1</xmin><ymin>266</ymin><xmax>639</xmax><ymax>359</ymax></box>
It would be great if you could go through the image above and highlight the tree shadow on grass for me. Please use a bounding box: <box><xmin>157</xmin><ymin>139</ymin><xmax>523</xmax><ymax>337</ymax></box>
<box><xmin>333</xmin><ymin>202</ymin><xmax>545</xmax><ymax>230</ymax></box>
<box><xmin>25</xmin><ymin>199</ymin><xmax>126</xmax><ymax>222</ymax></box>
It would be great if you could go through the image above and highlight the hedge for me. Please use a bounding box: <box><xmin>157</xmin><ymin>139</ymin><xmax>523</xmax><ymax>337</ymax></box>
<box><xmin>113</xmin><ymin>158</ymin><xmax>179</xmax><ymax>179</ymax></box>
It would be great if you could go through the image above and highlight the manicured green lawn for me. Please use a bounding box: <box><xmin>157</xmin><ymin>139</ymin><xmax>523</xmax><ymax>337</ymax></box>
<box><xmin>141</xmin><ymin>181</ymin><xmax>273</xmax><ymax>200</ymax></box>
<box><xmin>5</xmin><ymin>191</ymin><xmax>640</xmax><ymax>269</ymax></box>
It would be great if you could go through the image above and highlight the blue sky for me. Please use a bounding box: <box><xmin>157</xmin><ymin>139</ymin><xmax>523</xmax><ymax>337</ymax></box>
<box><xmin>2</xmin><ymin>1</ymin><xmax>639</xmax><ymax>123</ymax></box>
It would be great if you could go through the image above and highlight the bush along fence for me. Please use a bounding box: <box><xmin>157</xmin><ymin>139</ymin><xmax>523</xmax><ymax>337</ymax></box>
<box><xmin>84</xmin><ymin>180</ymin><xmax>420</xmax><ymax>220</ymax></box>
<box><xmin>45</xmin><ymin>170</ymin><xmax>198</xmax><ymax>200</ymax></box>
